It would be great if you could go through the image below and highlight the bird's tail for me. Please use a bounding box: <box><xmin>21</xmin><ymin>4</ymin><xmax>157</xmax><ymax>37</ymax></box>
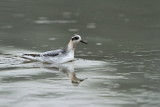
<box><xmin>22</xmin><ymin>54</ymin><xmax>41</xmax><ymax>60</ymax></box>
<box><xmin>23</xmin><ymin>54</ymin><xmax>40</xmax><ymax>57</ymax></box>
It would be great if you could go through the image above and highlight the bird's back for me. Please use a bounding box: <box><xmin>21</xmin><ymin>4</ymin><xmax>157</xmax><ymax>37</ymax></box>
<box><xmin>41</xmin><ymin>49</ymin><xmax>66</xmax><ymax>57</ymax></box>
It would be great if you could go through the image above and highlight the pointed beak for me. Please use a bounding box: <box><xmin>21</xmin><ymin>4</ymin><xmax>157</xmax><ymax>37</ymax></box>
<box><xmin>80</xmin><ymin>40</ymin><xmax>87</xmax><ymax>44</ymax></box>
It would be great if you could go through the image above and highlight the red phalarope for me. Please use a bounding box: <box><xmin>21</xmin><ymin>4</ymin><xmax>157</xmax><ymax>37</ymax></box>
<box><xmin>22</xmin><ymin>34</ymin><xmax>87</xmax><ymax>63</ymax></box>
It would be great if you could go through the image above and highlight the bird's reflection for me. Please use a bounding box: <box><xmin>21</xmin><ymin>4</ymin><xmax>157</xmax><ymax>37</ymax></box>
<box><xmin>46</xmin><ymin>62</ymin><xmax>86</xmax><ymax>86</ymax></box>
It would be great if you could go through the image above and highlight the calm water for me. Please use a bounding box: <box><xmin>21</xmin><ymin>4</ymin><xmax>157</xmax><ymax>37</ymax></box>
<box><xmin>0</xmin><ymin>0</ymin><xmax>160</xmax><ymax>107</ymax></box>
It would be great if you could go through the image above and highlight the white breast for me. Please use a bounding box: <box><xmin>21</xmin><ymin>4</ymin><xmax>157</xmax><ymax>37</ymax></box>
<box><xmin>59</xmin><ymin>50</ymin><xmax>74</xmax><ymax>63</ymax></box>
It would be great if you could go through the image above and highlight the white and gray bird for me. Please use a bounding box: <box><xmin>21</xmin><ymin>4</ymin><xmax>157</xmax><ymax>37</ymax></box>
<box><xmin>22</xmin><ymin>34</ymin><xmax>87</xmax><ymax>63</ymax></box>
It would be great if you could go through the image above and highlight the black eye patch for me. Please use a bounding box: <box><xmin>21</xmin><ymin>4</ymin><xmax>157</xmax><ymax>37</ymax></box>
<box><xmin>72</xmin><ymin>36</ymin><xmax>79</xmax><ymax>41</ymax></box>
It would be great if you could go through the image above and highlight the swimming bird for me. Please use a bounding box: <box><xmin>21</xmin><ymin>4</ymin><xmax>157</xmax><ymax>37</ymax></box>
<box><xmin>22</xmin><ymin>34</ymin><xmax>87</xmax><ymax>63</ymax></box>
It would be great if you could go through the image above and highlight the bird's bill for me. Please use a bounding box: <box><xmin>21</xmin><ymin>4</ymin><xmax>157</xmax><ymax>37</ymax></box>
<box><xmin>80</xmin><ymin>40</ymin><xmax>87</xmax><ymax>44</ymax></box>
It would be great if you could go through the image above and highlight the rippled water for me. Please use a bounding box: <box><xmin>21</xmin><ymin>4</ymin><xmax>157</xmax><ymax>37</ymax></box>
<box><xmin>0</xmin><ymin>0</ymin><xmax>160</xmax><ymax>107</ymax></box>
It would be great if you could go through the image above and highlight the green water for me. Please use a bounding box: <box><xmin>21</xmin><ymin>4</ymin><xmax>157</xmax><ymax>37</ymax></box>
<box><xmin>0</xmin><ymin>0</ymin><xmax>160</xmax><ymax>107</ymax></box>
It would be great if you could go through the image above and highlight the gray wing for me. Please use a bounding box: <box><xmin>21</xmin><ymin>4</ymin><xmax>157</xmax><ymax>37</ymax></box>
<box><xmin>41</xmin><ymin>49</ymin><xmax>66</xmax><ymax>57</ymax></box>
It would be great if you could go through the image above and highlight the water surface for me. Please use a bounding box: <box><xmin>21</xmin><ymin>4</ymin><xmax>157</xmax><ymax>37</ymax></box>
<box><xmin>0</xmin><ymin>0</ymin><xmax>160</xmax><ymax>107</ymax></box>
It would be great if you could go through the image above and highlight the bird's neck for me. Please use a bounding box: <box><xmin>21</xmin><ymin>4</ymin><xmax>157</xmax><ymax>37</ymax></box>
<box><xmin>67</xmin><ymin>40</ymin><xmax>76</xmax><ymax>51</ymax></box>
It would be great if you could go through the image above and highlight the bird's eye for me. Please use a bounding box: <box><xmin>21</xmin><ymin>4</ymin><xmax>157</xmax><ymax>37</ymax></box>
<box><xmin>72</xmin><ymin>36</ymin><xmax>79</xmax><ymax>40</ymax></box>
<box><xmin>75</xmin><ymin>37</ymin><xmax>79</xmax><ymax>40</ymax></box>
